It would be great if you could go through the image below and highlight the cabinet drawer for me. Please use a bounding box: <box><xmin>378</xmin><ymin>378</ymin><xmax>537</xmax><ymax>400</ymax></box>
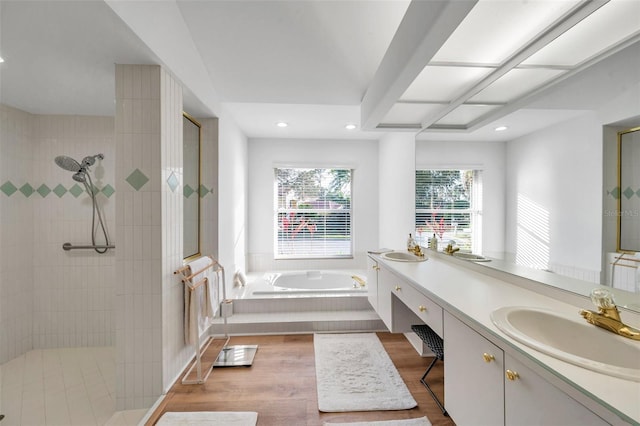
<box><xmin>392</xmin><ymin>279</ymin><xmax>443</xmax><ymax>337</ymax></box>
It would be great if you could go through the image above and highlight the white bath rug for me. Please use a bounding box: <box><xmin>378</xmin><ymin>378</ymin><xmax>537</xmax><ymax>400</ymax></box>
<box><xmin>314</xmin><ymin>333</ymin><xmax>417</xmax><ymax>412</ymax></box>
<box><xmin>156</xmin><ymin>411</ymin><xmax>258</xmax><ymax>425</ymax></box>
<box><xmin>324</xmin><ymin>417</ymin><xmax>432</xmax><ymax>426</ymax></box>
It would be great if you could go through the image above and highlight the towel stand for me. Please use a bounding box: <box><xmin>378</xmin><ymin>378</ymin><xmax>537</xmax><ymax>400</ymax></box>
<box><xmin>175</xmin><ymin>255</ymin><xmax>228</xmax><ymax>384</ymax></box>
<box><xmin>174</xmin><ymin>255</ymin><xmax>258</xmax><ymax>385</ymax></box>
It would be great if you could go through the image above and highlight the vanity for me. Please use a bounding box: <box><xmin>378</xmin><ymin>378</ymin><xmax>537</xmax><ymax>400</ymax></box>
<box><xmin>367</xmin><ymin>252</ymin><xmax>640</xmax><ymax>425</ymax></box>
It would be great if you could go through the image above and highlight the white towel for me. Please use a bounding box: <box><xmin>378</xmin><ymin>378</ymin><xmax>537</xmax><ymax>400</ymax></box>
<box><xmin>184</xmin><ymin>256</ymin><xmax>216</xmax><ymax>346</ymax></box>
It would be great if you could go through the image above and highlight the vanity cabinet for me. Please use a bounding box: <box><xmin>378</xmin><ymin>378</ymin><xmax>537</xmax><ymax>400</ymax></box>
<box><xmin>444</xmin><ymin>311</ymin><xmax>610</xmax><ymax>426</ymax></box>
<box><xmin>391</xmin><ymin>273</ymin><xmax>443</xmax><ymax>337</ymax></box>
<box><xmin>444</xmin><ymin>310</ymin><xmax>505</xmax><ymax>426</ymax></box>
<box><xmin>504</xmin><ymin>355</ymin><xmax>609</xmax><ymax>425</ymax></box>
<box><xmin>376</xmin><ymin>263</ymin><xmax>443</xmax><ymax>335</ymax></box>
<box><xmin>376</xmin><ymin>265</ymin><xmax>395</xmax><ymax>330</ymax></box>
<box><xmin>366</xmin><ymin>256</ymin><xmax>379</xmax><ymax>313</ymax></box>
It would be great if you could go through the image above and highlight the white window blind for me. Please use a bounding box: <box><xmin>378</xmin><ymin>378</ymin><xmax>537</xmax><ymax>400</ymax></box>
<box><xmin>415</xmin><ymin>169</ymin><xmax>482</xmax><ymax>252</ymax></box>
<box><xmin>275</xmin><ymin>168</ymin><xmax>352</xmax><ymax>258</ymax></box>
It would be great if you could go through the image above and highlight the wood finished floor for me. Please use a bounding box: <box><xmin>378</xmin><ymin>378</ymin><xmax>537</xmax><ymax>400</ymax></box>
<box><xmin>147</xmin><ymin>332</ymin><xmax>456</xmax><ymax>426</ymax></box>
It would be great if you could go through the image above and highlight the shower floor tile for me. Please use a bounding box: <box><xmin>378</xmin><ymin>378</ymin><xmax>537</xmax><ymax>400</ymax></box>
<box><xmin>0</xmin><ymin>347</ymin><xmax>143</xmax><ymax>426</ymax></box>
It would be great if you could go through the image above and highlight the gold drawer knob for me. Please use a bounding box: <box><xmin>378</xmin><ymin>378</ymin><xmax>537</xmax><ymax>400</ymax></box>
<box><xmin>372</xmin><ymin>265</ymin><xmax>380</xmax><ymax>271</ymax></box>
<box><xmin>394</xmin><ymin>285</ymin><xmax>401</xmax><ymax>291</ymax></box>
<box><xmin>506</xmin><ymin>370</ymin><xmax>520</xmax><ymax>381</ymax></box>
<box><xmin>418</xmin><ymin>305</ymin><xmax>427</xmax><ymax>312</ymax></box>
<box><xmin>482</xmin><ymin>353</ymin><xmax>495</xmax><ymax>363</ymax></box>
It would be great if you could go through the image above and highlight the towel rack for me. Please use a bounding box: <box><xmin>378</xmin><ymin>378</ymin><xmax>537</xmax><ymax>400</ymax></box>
<box><xmin>174</xmin><ymin>255</ymin><xmax>257</xmax><ymax>384</ymax></box>
<box><xmin>610</xmin><ymin>254</ymin><xmax>640</xmax><ymax>269</ymax></box>
<box><xmin>174</xmin><ymin>255</ymin><xmax>225</xmax><ymax>384</ymax></box>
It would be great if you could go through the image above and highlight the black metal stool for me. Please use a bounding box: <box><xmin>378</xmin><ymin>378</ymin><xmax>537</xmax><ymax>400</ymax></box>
<box><xmin>411</xmin><ymin>324</ymin><xmax>447</xmax><ymax>416</ymax></box>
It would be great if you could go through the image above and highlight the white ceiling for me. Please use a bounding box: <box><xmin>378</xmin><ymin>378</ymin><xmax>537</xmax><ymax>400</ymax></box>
<box><xmin>1</xmin><ymin>0</ymin><xmax>639</xmax><ymax>143</ymax></box>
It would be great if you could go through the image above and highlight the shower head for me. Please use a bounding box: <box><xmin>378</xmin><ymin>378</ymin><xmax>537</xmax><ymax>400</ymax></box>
<box><xmin>72</xmin><ymin>171</ymin><xmax>86</xmax><ymax>183</ymax></box>
<box><xmin>55</xmin><ymin>155</ymin><xmax>82</xmax><ymax>172</ymax></box>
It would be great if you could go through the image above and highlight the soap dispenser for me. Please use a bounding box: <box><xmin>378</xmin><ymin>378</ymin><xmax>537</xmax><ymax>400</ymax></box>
<box><xmin>407</xmin><ymin>233</ymin><xmax>416</xmax><ymax>251</ymax></box>
<box><xmin>429</xmin><ymin>234</ymin><xmax>438</xmax><ymax>251</ymax></box>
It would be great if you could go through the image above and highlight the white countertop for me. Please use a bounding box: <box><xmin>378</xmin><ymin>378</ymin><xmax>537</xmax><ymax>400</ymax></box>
<box><xmin>372</xmin><ymin>251</ymin><xmax>640</xmax><ymax>425</ymax></box>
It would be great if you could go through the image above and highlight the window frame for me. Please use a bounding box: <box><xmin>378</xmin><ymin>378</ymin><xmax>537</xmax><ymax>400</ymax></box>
<box><xmin>274</xmin><ymin>167</ymin><xmax>354</xmax><ymax>260</ymax></box>
<box><xmin>415</xmin><ymin>168</ymin><xmax>483</xmax><ymax>253</ymax></box>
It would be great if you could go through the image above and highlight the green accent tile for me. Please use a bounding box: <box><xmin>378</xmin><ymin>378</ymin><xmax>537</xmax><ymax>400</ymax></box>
<box><xmin>69</xmin><ymin>184</ymin><xmax>84</xmax><ymax>198</ymax></box>
<box><xmin>53</xmin><ymin>184</ymin><xmax>67</xmax><ymax>198</ymax></box>
<box><xmin>19</xmin><ymin>183</ymin><xmax>34</xmax><ymax>197</ymax></box>
<box><xmin>610</xmin><ymin>187</ymin><xmax>620</xmax><ymax>200</ymax></box>
<box><xmin>126</xmin><ymin>169</ymin><xmax>149</xmax><ymax>191</ymax></box>
<box><xmin>167</xmin><ymin>172</ymin><xmax>179</xmax><ymax>192</ymax></box>
<box><xmin>1</xmin><ymin>181</ymin><xmax>18</xmax><ymax>196</ymax></box>
<box><xmin>184</xmin><ymin>184</ymin><xmax>195</xmax><ymax>198</ymax></box>
<box><xmin>37</xmin><ymin>184</ymin><xmax>51</xmax><ymax>198</ymax></box>
<box><xmin>623</xmin><ymin>187</ymin><xmax>635</xmax><ymax>199</ymax></box>
<box><xmin>101</xmin><ymin>184</ymin><xmax>115</xmax><ymax>198</ymax></box>
<box><xmin>199</xmin><ymin>184</ymin><xmax>209</xmax><ymax>198</ymax></box>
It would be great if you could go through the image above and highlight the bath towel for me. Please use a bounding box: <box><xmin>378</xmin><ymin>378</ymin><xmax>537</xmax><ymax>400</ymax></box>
<box><xmin>184</xmin><ymin>256</ymin><xmax>218</xmax><ymax>345</ymax></box>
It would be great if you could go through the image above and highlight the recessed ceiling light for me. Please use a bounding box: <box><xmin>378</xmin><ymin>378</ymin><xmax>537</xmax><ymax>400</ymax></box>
<box><xmin>494</xmin><ymin>126</ymin><xmax>508</xmax><ymax>132</ymax></box>
<box><xmin>345</xmin><ymin>123</ymin><xmax>357</xmax><ymax>130</ymax></box>
<box><xmin>276</xmin><ymin>121</ymin><xmax>288</xmax><ymax>128</ymax></box>
<box><xmin>0</xmin><ymin>56</ymin><xmax>4</xmax><ymax>63</ymax></box>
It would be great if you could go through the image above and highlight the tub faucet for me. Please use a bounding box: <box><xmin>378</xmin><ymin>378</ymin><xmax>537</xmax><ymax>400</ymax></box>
<box><xmin>579</xmin><ymin>289</ymin><xmax>640</xmax><ymax>340</ymax></box>
<box><xmin>351</xmin><ymin>275</ymin><xmax>366</xmax><ymax>287</ymax></box>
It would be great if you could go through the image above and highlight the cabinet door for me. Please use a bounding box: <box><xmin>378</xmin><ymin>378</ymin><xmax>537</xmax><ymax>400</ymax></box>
<box><xmin>444</xmin><ymin>311</ymin><xmax>505</xmax><ymax>426</ymax></box>
<box><xmin>505</xmin><ymin>355</ymin><xmax>610</xmax><ymax>426</ymax></box>
<box><xmin>376</xmin><ymin>266</ymin><xmax>395</xmax><ymax>331</ymax></box>
<box><xmin>366</xmin><ymin>256</ymin><xmax>379</xmax><ymax>312</ymax></box>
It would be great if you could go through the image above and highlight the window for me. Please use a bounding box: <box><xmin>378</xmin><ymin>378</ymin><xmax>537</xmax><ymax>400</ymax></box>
<box><xmin>415</xmin><ymin>169</ymin><xmax>482</xmax><ymax>252</ymax></box>
<box><xmin>275</xmin><ymin>168</ymin><xmax>352</xmax><ymax>258</ymax></box>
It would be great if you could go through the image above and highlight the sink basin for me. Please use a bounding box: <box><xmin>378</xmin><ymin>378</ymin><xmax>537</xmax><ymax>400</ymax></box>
<box><xmin>381</xmin><ymin>251</ymin><xmax>427</xmax><ymax>262</ymax></box>
<box><xmin>491</xmin><ymin>306</ymin><xmax>640</xmax><ymax>381</ymax></box>
<box><xmin>452</xmin><ymin>252</ymin><xmax>490</xmax><ymax>262</ymax></box>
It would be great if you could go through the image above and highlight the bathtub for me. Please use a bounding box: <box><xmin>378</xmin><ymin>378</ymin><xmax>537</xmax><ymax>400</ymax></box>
<box><xmin>249</xmin><ymin>270</ymin><xmax>367</xmax><ymax>296</ymax></box>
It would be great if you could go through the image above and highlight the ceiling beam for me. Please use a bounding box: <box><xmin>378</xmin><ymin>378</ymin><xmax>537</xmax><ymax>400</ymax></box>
<box><xmin>419</xmin><ymin>0</ymin><xmax>609</xmax><ymax>132</ymax></box>
<box><xmin>105</xmin><ymin>0</ymin><xmax>222</xmax><ymax>117</ymax></box>
<box><xmin>360</xmin><ymin>0</ymin><xmax>477</xmax><ymax>131</ymax></box>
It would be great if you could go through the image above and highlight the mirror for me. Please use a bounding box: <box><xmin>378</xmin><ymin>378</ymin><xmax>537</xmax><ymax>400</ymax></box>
<box><xmin>183</xmin><ymin>113</ymin><xmax>201</xmax><ymax>260</ymax></box>
<box><xmin>618</xmin><ymin>126</ymin><xmax>640</xmax><ymax>253</ymax></box>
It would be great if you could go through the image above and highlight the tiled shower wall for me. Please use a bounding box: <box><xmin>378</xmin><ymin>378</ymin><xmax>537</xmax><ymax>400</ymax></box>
<box><xmin>0</xmin><ymin>105</ymin><xmax>116</xmax><ymax>364</ymax></box>
<box><xmin>31</xmin><ymin>115</ymin><xmax>116</xmax><ymax>349</ymax></box>
<box><xmin>199</xmin><ymin>117</ymin><xmax>219</xmax><ymax>258</ymax></box>
<box><xmin>115</xmin><ymin>64</ymin><xmax>187</xmax><ymax>409</ymax></box>
<box><xmin>0</xmin><ymin>105</ymin><xmax>34</xmax><ymax>363</ymax></box>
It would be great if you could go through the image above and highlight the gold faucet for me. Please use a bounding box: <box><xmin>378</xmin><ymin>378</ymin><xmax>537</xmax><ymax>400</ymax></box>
<box><xmin>351</xmin><ymin>275</ymin><xmax>366</xmax><ymax>287</ymax></box>
<box><xmin>444</xmin><ymin>243</ymin><xmax>460</xmax><ymax>255</ymax></box>
<box><xmin>409</xmin><ymin>244</ymin><xmax>425</xmax><ymax>257</ymax></box>
<box><xmin>579</xmin><ymin>289</ymin><xmax>640</xmax><ymax>340</ymax></box>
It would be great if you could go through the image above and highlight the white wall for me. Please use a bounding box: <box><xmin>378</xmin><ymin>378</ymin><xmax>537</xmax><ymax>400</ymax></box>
<box><xmin>415</xmin><ymin>140</ymin><xmax>506</xmax><ymax>257</ymax></box>
<box><xmin>247</xmin><ymin>138</ymin><xmax>379</xmax><ymax>271</ymax></box>
<box><xmin>218</xmin><ymin>110</ymin><xmax>248</xmax><ymax>286</ymax></box>
<box><xmin>378</xmin><ymin>133</ymin><xmax>415</xmax><ymax>250</ymax></box>
<box><xmin>505</xmin><ymin>112</ymin><xmax>602</xmax><ymax>282</ymax></box>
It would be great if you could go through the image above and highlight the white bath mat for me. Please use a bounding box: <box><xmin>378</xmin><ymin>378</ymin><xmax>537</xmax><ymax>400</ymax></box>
<box><xmin>324</xmin><ymin>417</ymin><xmax>432</xmax><ymax>426</ymax></box>
<box><xmin>156</xmin><ymin>411</ymin><xmax>258</xmax><ymax>425</ymax></box>
<box><xmin>314</xmin><ymin>333</ymin><xmax>417</xmax><ymax>412</ymax></box>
